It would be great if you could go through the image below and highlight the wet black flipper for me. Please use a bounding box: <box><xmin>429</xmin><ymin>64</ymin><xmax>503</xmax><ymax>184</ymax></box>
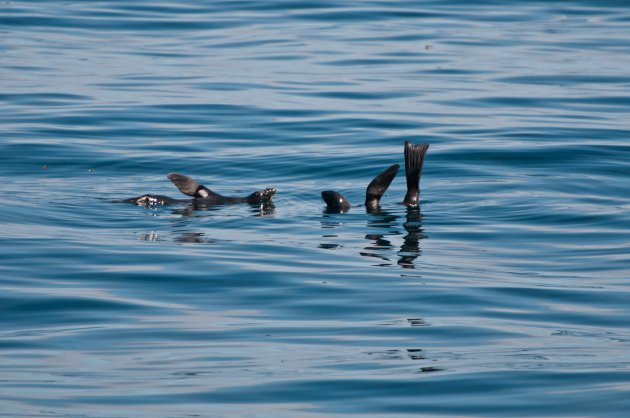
<box><xmin>167</xmin><ymin>172</ymin><xmax>215</xmax><ymax>199</ymax></box>
<box><xmin>403</xmin><ymin>142</ymin><xmax>429</xmax><ymax>207</ymax></box>
<box><xmin>246</xmin><ymin>188</ymin><xmax>277</xmax><ymax>204</ymax></box>
<box><xmin>365</xmin><ymin>163</ymin><xmax>399</xmax><ymax>210</ymax></box>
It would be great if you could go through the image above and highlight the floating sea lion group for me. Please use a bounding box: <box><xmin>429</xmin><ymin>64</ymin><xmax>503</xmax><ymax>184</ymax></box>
<box><xmin>119</xmin><ymin>141</ymin><xmax>429</xmax><ymax>211</ymax></box>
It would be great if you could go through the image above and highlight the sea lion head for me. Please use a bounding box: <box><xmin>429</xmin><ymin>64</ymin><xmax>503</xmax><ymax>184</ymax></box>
<box><xmin>321</xmin><ymin>190</ymin><xmax>351</xmax><ymax>212</ymax></box>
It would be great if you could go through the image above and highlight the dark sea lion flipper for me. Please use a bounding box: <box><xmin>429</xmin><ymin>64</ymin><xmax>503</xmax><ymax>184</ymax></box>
<box><xmin>403</xmin><ymin>142</ymin><xmax>429</xmax><ymax>207</ymax></box>
<box><xmin>246</xmin><ymin>188</ymin><xmax>277</xmax><ymax>204</ymax></box>
<box><xmin>365</xmin><ymin>163</ymin><xmax>400</xmax><ymax>210</ymax></box>
<box><xmin>321</xmin><ymin>190</ymin><xmax>352</xmax><ymax>212</ymax></box>
<box><xmin>167</xmin><ymin>172</ymin><xmax>212</xmax><ymax>198</ymax></box>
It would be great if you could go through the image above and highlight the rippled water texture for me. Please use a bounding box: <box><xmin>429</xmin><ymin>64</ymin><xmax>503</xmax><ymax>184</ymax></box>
<box><xmin>1</xmin><ymin>1</ymin><xmax>630</xmax><ymax>416</ymax></box>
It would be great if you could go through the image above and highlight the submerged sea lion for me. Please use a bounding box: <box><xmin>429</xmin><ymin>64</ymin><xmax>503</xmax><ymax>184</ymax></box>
<box><xmin>321</xmin><ymin>163</ymin><xmax>400</xmax><ymax>212</ymax></box>
<box><xmin>321</xmin><ymin>141</ymin><xmax>429</xmax><ymax>212</ymax></box>
<box><xmin>118</xmin><ymin>173</ymin><xmax>276</xmax><ymax>206</ymax></box>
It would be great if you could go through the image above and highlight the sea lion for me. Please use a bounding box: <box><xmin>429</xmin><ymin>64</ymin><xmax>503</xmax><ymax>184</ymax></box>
<box><xmin>321</xmin><ymin>140</ymin><xmax>429</xmax><ymax>212</ymax></box>
<box><xmin>321</xmin><ymin>163</ymin><xmax>400</xmax><ymax>212</ymax></box>
<box><xmin>167</xmin><ymin>173</ymin><xmax>276</xmax><ymax>204</ymax></box>
<box><xmin>117</xmin><ymin>173</ymin><xmax>276</xmax><ymax>206</ymax></box>
<box><xmin>402</xmin><ymin>142</ymin><xmax>429</xmax><ymax>207</ymax></box>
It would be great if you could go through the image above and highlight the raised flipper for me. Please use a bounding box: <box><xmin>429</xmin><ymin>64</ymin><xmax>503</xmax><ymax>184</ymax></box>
<box><xmin>403</xmin><ymin>142</ymin><xmax>429</xmax><ymax>207</ymax></box>
<box><xmin>167</xmin><ymin>172</ymin><xmax>216</xmax><ymax>199</ymax></box>
<box><xmin>365</xmin><ymin>163</ymin><xmax>399</xmax><ymax>210</ymax></box>
<box><xmin>321</xmin><ymin>190</ymin><xmax>351</xmax><ymax>212</ymax></box>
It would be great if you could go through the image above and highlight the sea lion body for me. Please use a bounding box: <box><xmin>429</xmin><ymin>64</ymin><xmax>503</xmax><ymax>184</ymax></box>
<box><xmin>117</xmin><ymin>194</ymin><xmax>185</xmax><ymax>206</ymax></box>
<box><xmin>167</xmin><ymin>172</ymin><xmax>276</xmax><ymax>204</ymax></box>
<box><xmin>117</xmin><ymin>173</ymin><xmax>276</xmax><ymax>206</ymax></box>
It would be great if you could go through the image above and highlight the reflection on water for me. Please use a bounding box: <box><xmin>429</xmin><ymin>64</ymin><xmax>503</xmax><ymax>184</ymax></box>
<box><xmin>139</xmin><ymin>230</ymin><xmax>215</xmax><ymax>244</ymax></box>
<box><xmin>136</xmin><ymin>201</ymin><xmax>275</xmax><ymax>242</ymax></box>
<box><xmin>252</xmin><ymin>202</ymin><xmax>276</xmax><ymax>217</ymax></box>
<box><xmin>174</xmin><ymin>232</ymin><xmax>216</xmax><ymax>244</ymax></box>
<box><xmin>320</xmin><ymin>206</ymin><xmax>426</xmax><ymax>269</ymax></box>
<box><xmin>171</xmin><ymin>201</ymin><xmax>276</xmax><ymax>217</ymax></box>
<box><xmin>398</xmin><ymin>207</ymin><xmax>426</xmax><ymax>269</ymax></box>
<box><xmin>363</xmin><ymin>206</ymin><xmax>426</xmax><ymax>269</ymax></box>
<box><xmin>319</xmin><ymin>243</ymin><xmax>343</xmax><ymax>249</ymax></box>
<box><xmin>324</xmin><ymin>207</ymin><xmax>345</xmax><ymax>215</ymax></box>
<box><xmin>361</xmin><ymin>208</ymin><xmax>400</xmax><ymax>266</ymax></box>
<box><xmin>137</xmin><ymin>231</ymin><xmax>162</xmax><ymax>242</ymax></box>
<box><xmin>407</xmin><ymin>318</ymin><xmax>429</xmax><ymax>327</ymax></box>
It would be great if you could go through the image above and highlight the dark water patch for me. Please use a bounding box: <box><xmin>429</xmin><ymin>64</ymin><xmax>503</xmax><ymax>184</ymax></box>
<box><xmin>0</xmin><ymin>14</ymin><xmax>243</xmax><ymax>32</ymax></box>
<box><xmin>291</xmin><ymin>8</ymin><xmax>445</xmax><ymax>22</ymax></box>
<box><xmin>347</xmin><ymin>33</ymin><xmax>434</xmax><ymax>43</ymax></box>
<box><xmin>57</xmin><ymin>370</ymin><xmax>630</xmax><ymax>416</ymax></box>
<box><xmin>248</xmin><ymin>54</ymin><xmax>310</xmax><ymax>61</ymax></box>
<box><xmin>321</xmin><ymin>57</ymin><xmax>445</xmax><ymax>66</ymax></box>
<box><xmin>2</xmin><ymin>65</ymin><xmax>48</xmax><ymax>72</ymax></box>
<box><xmin>417</xmin><ymin>68</ymin><xmax>490</xmax><ymax>75</ymax></box>
<box><xmin>197</xmin><ymin>82</ymin><xmax>296</xmax><ymax>92</ymax></box>
<box><xmin>296</xmin><ymin>90</ymin><xmax>418</xmax><ymax>100</ymax></box>
<box><xmin>131</xmin><ymin>50</ymin><xmax>199</xmax><ymax>59</ymax></box>
<box><xmin>439</xmin><ymin>95</ymin><xmax>630</xmax><ymax>112</ymax></box>
<box><xmin>208</xmin><ymin>38</ymin><xmax>294</xmax><ymax>49</ymax></box>
<box><xmin>496</xmin><ymin>74</ymin><xmax>630</xmax><ymax>86</ymax></box>
<box><xmin>0</xmin><ymin>93</ymin><xmax>91</xmax><ymax>106</ymax></box>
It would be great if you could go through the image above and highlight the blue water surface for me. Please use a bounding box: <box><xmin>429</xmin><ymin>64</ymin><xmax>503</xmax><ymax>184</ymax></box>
<box><xmin>1</xmin><ymin>1</ymin><xmax>630</xmax><ymax>416</ymax></box>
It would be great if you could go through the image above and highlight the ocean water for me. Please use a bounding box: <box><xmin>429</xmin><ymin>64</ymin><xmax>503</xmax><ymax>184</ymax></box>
<box><xmin>1</xmin><ymin>1</ymin><xmax>630</xmax><ymax>416</ymax></box>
